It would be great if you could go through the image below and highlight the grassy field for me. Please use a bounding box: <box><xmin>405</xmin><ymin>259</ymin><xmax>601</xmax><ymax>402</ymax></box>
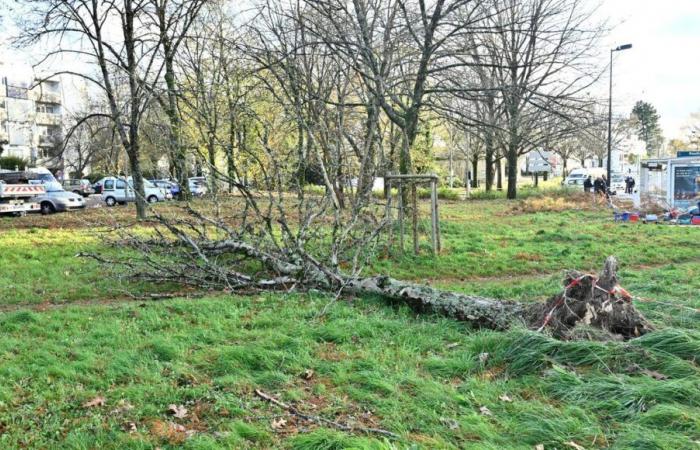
<box><xmin>0</xmin><ymin>195</ymin><xmax>698</xmax><ymax>449</ymax></box>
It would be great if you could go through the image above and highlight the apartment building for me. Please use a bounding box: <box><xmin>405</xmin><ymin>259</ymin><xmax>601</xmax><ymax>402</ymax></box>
<box><xmin>0</xmin><ymin>69</ymin><xmax>65</xmax><ymax>171</ymax></box>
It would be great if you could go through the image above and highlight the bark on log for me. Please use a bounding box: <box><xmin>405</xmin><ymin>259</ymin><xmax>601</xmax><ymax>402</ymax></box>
<box><xmin>344</xmin><ymin>257</ymin><xmax>653</xmax><ymax>340</ymax></box>
<box><xmin>345</xmin><ymin>276</ymin><xmax>524</xmax><ymax>330</ymax></box>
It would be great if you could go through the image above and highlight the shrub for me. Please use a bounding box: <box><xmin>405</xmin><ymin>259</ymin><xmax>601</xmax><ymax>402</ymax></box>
<box><xmin>0</xmin><ymin>156</ymin><xmax>28</xmax><ymax>171</ymax></box>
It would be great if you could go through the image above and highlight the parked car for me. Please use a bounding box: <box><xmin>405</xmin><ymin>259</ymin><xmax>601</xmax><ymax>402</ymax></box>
<box><xmin>150</xmin><ymin>179</ymin><xmax>181</xmax><ymax>198</ymax></box>
<box><xmin>609</xmin><ymin>174</ymin><xmax>625</xmax><ymax>195</ymax></box>
<box><xmin>188</xmin><ymin>177</ymin><xmax>208</xmax><ymax>197</ymax></box>
<box><xmin>98</xmin><ymin>176</ymin><xmax>172</xmax><ymax>206</ymax></box>
<box><xmin>35</xmin><ymin>189</ymin><xmax>86</xmax><ymax>214</ymax></box>
<box><xmin>563</xmin><ymin>168</ymin><xmax>606</xmax><ymax>187</ymax></box>
<box><xmin>62</xmin><ymin>179</ymin><xmax>94</xmax><ymax>197</ymax></box>
<box><xmin>0</xmin><ymin>168</ymin><xmax>84</xmax><ymax>214</ymax></box>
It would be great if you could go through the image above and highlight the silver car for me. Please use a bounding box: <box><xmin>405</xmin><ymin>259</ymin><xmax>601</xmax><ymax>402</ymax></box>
<box><xmin>99</xmin><ymin>176</ymin><xmax>172</xmax><ymax>206</ymax></box>
<box><xmin>35</xmin><ymin>190</ymin><xmax>86</xmax><ymax>214</ymax></box>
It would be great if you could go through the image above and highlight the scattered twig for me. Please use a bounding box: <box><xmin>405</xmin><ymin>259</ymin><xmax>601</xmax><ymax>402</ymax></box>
<box><xmin>254</xmin><ymin>389</ymin><xmax>399</xmax><ymax>439</ymax></box>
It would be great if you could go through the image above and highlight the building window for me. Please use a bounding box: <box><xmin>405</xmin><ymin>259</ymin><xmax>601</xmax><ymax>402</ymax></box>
<box><xmin>36</xmin><ymin>104</ymin><xmax>57</xmax><ymax>114</ymax></box>
<box><xmin>6</xmin><ymin>84</ymin><xmax>29</xmax><ymax>99</ymax></box>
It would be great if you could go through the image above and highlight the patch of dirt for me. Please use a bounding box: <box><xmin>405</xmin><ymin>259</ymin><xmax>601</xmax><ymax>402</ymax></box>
<box><xmin>507</xmin><ymin>194</ymin><xmax>603</xmax><ymax>215</ymax></box>
<box><xmin>514</xmin><ymin>252</ymin><xmax>544</xmax><ymax>262</ymax></box>
<box><xmin>314</xmin><ymin>342</ymin><xmax>347</xmax><ymax>362</ymax></box>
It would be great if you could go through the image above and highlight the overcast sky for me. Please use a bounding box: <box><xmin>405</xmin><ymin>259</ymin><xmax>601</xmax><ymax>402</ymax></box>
<box><xmin>599</xmin><ymin>0</ymin><xmax>700</xmax><ymax>139</ymax></box>
<box><xmin>1</xmin><ymin>0</ymin><xmax>699</xmax><ymax>140</ymax></box>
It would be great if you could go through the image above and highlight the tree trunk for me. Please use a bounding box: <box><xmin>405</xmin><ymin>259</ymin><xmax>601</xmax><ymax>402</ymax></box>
<box><xmin>496</xmin><ymin>158</ymin><xmax>503</xmax><ymax>190</ymax></box>
<box><xmin>506</xmin><ymin>143</ymin><xmax>518</xmax><ymax>199</ymax></box>
<box><xmin>124</xmin><ymin>0</ymin><xmax>147</xmax><ymax>219</ymax></box>
<box><xmin>207</xmin><ymin>134</ymin><xmax>217</xmax><ymax>195</ymax></box>
<box><xmin>344</xmin><ymin>257</ymin><xmax>651</xmax><ymax>340</ymax></box>
<box><xmin>562</xmin><ymin>158</ymin><xmax>568</xmax><ymax>178</ymax></box>
<box><xmin>471</xmin><ymin>156</ymin><xmax>478</xmax><ymax>188</ymax></box>
<box><xmin>484</xmin><ymin>134</ymin><xmax>495</xmax><ymax>191</ymax></box>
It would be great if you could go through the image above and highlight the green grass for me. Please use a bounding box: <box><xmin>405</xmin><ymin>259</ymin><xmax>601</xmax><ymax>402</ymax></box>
<box><xmin>0</xmin><ymin>196</ymin><xmax>698</xmax><ymax>448</ymax></box>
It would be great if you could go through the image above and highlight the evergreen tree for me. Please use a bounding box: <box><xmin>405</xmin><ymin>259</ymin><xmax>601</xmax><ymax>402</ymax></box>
<box><xmin>631</xmin><ymin>101</ymin><xmax>664</xmax><ymax>156</ymax></box>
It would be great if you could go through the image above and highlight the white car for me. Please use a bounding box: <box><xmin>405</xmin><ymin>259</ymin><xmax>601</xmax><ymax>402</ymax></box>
<box><xmin>609</xmin><ymin>174</ymin><xmax>626</xmax><ymax>195</ymax></box>
<box><xmin>99</xmin><ymin>176</ymin><xmax>172</xmax><ymax>206</ymax></box>
<box><xmin>563</xmin><ymin>168</ymin><xmax>606</xmax><ymax>186</ymax></box>
<box><xmin>188</xmin><ymin>177</ymin><xmax>208</xmax><ymax>197</ymax></box>
<box><xmin>35</xmin><ymin>189</ymin><xmax>86</xmax><ymax>214</ymax></box>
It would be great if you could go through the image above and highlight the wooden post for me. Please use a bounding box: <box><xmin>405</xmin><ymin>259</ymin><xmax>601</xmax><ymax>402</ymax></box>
<box><xmin>435</xmin><ymin>177</ymin><xmax>441</xmax><ymax>252</ymax></box>
<box><xmin>430</xmin><ymin>177</ymin><xmax>438</xmax><ymax>254</ymax></box>
<box><xmin>412</xmin><ymin>183</ymin><xmax>418</xmax><ymax>254</ymax></box>
<box><xmin>398</xmin><ymin>181</ymin><xmax>404</xmax><ymax>253</ymax></box>
<box><xmin>385</xmin><ymin>179</ymin><xmax>393</xmax><ymax>250</ymax></box>
<box><xmin>464</xmin><ymin>162</ymin><xmax>470</xmax><ymax>199</ymax></box>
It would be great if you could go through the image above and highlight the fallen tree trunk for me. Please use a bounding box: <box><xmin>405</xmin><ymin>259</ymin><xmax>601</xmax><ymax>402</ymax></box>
<box><xmin>343</xmin><ymin>257</ymin><xmax>653</xmax><ymax>340</ymax></box>
<box><xmin>99</xmin><ymin>223</ymin><xmax>653</xmax><ymax>340</ymax></box>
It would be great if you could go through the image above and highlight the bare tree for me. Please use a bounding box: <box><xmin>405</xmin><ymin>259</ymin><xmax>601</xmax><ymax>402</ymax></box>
<box><xmin>19</xmin><ymin>0</ymin><xmax>173</xmax><ymax>218</ymax></box>
<box><xmin>149</xmin><ymin>0</ymin><xmax>207</xmax><ymax>198</ymax></box>
<box><xmin>469</xmin><ymin>0</ymin><xmax>604</xmax><ymax>198</ymax></box>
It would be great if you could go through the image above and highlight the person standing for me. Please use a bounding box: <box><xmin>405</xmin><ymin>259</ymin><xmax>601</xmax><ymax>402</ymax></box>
<box><xmin>583</xmin><ymin>175</ymin><xmax>593</xmax><ymax>193</ymax></box>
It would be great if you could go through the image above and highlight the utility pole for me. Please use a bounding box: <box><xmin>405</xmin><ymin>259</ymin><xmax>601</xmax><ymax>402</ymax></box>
<box><xmin>607</xmin><ymin>44</ymin><xmax>632</xmax><ymax>182</ymax></box>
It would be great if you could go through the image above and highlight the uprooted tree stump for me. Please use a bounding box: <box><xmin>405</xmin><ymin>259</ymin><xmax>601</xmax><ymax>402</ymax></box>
<box><xmin>345</xmin><ymin>256</ymin><xmax>653</xmax><ymax>340</ymax></box>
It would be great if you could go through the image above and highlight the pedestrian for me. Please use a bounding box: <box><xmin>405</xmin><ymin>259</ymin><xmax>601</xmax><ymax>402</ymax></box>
<box><xmin>583</xmin><ymin>175</ymin><xmax>593</xmax><ymax>193</ymax></box>
<box><xmin>593</xmin><ymin>177</ymin><xmax>603</xmax><ymax>194</ymax></box>
<box><xmin>628</xmin><ymin>176</ymin><xmax>635</xmax><ymax>194</ymax></box>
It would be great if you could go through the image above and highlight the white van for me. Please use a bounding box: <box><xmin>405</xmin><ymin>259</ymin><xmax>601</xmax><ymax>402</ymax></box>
<box><xmin>99</xmin><ymin>176</ymin><xmax>172</xmax><ymax>206</ymax></box>
<box><xmin>563</xmin><ymin>168</ymin><xmax>606</xmax><ymax>186</ymax></box>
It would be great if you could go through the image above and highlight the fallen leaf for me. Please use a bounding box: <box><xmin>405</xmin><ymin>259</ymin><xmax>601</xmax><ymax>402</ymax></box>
<box><xmin>535</xmin><ymin>445</ymin><xmax>545</xmax><ymax>450</ymax></box>
<box><xmin>446</xmin><ymin>342</ymin><xmax>460</xmax><ymax>349</ymax></box>
<box><xmin>82</xmin><ymin>396</ymin><xmax>106</xmax><ymax>408</ymax></box>
<box><xmin>169</xmin><ymin>422</ymin><xmax>186</xmax><ymax>433</ymax></box>
<box><xmin>126</xmin><ymin>422</ymin><xmax>137</xmax><ymax>433</ymax></box>
<box><xmin>439</xmin><ymin>417</ymin><xmax>459</xmax><ymax>430</ymax></box>
<box><xmin>499</xmin><ymin>394</ymin><xmax>513</xmax><ymax>403</ymax></box>
<box><xmin>301</xmin><ymin>369</ymin><xmax>314</xmax><ymax>380</ymax></box>
<box><xmin>111</xmin><ymin>399</ymin><xmax>134</xmax><ymax>415</ymax></box>
<box><xmin>479</xmin><ymin>406</ymin><xmax>493</xmax><ymax>416</ymax></box>
<box><xmin>167</xmin><ymin>404</ymin><xmax>188</xmax><ymax>419</ymax></box>
<box><xmin>641</xmin><ymin>369</ymin><xmax>668</xmax><ymax>381</ymax></box>
<box><xmin>565</xmin><ymin>441</ymin><xmax>586</xmax><ymax>450</ymax></box>
<box><xmin>271</xmin><ymin>418</ymin><xmax>287</xmax><ymax>430</ymax></box>
<box><xmin>478</xmin><ymin>352</ymin><xmax>490</xmax><ymax>363</ymax></box>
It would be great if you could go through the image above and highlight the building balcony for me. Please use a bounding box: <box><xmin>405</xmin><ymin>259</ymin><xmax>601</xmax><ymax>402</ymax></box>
<box><xmin>38</xmin><ymin>134</ymin><xmax>63</xmax><ymax>147</ymax></box>
<box><xmin>35</xmin><ymin>112</ymin><xmax>62</xmax><ymax>126</ymax></box>
<box><xmin>30</xmin><ymin>90</ymin><xmax>62</xmax><ymax>104</ymax></box>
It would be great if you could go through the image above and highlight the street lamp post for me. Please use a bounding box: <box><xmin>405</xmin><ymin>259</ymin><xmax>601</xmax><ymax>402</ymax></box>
<box><xmin>607</xmin><ymin>44</ymin><xmax>632</xmax><ymax>183</ymax></box>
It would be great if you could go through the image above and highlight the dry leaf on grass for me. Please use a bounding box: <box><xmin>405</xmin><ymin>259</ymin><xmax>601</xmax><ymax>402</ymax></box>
<box><xmin>301</xmin><ymin>369</ymin><xmax>314</xmax><ymax>380</ymax></box>
<box><xmin>167</xmin><ymin>404</ymin><xmax>188</xmax><ymax>419</ymax></box>
<box><xmin>439</xmin><ymin>417</ymin><xmax>459</xmax><ymax>430</ymax></box>
<box><xmin>271</xmin><ymin>417</ymin><xmax>287</xmax><ymax>430</ymax></box>
<box><xmin>479</xmin><ymin>406</ymin><xmax>493</xmax><ymax>416</ymax></box>
<box><xmin>478</xmin><ymin>352</ymin><xmax>490</xmax><ymax>363</ymax></box>
<box><xmin>82</xmin><ymin>396</ymin><xmax>106</xmax><ymax>408</ymax></box>
<box><xmin>535</xmin><ymin>445</ymin><xmax>545</xmax><ymax>450</ymax></box>
<box><xmin>565</xmin><ymin>441</ymin><xmax>586</xmax><ymax>450</ymax></box>
<box><xmin>150</xmin><ymin>420</ymin><xmax>189</xmax><ymax>444</ymax></box>
<box><xmin>446</xmin><ymin>342</ymin><xmax>460</xmax><ymax>349</ymax></box>
<box><xmin>125</xmin><ymin>422</ymin><xmax>138</xmax><ymax>433</ymax></box>
<box><xmin>498</xmin><ymin>394</ymin><xmax>513</xmax><ymax>403</ymax></box>
<box><xmin>111</xmin><ymin>399</ymin><xmax>134</xmax><ymax>415</ymax></box>
<box><xmin>641</xmin><ymin>369</ymin><xmax>668</xmax><ymax>381</ymax></box>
